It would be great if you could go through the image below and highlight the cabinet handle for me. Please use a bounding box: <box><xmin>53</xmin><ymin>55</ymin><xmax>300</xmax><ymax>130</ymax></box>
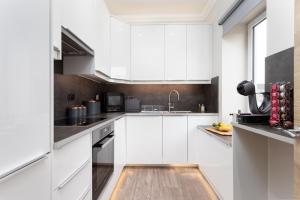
<box><xmin>57</xmin><ymin>159</ymin><xmax>90</xmax><ymax>190</ymax></box>
<box><xmin>0</xmin><ymin>153</ymin><xmax>48</xmax><ymax>182</ymax></box>
<box><xmin>78</xmin><ymin>186</ymin><xmax>91</xmax><ymax>200</ymax></box>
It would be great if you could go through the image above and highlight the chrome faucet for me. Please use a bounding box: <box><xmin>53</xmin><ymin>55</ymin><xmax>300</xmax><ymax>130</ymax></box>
<box><xmin>168</xmin><ymin>89</ymin><xmax>180</xmax><ymax>112</ymax></box>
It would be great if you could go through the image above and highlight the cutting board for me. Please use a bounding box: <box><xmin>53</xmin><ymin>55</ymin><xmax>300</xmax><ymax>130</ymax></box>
<box><xmin>205</xmin><ymin>127</ymin><xmax>232</xmax><ymax>136</ymax></box>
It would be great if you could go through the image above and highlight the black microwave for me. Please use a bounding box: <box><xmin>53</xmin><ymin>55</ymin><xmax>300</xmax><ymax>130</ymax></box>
<box><xmin>103</xmin><ymin>92</ymin><xmax>125</xmax><ymax>112</ymax></box>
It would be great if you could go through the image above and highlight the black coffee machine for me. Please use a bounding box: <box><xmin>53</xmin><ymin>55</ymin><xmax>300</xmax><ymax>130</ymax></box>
<box><xmin>236</xmin><ymin>80</ymin><xmax>271</xmax><ymax>124</ymax></box>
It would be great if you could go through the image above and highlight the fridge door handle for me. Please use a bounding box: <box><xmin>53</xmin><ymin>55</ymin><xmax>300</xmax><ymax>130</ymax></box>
<box><xmin>0</xmin><ymin>153</ymin><xmax>49</xmax><ymax>182</ymax></box>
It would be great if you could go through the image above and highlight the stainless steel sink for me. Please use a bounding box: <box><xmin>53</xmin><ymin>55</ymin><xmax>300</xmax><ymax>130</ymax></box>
<box><xmin>167</xmin><ymin>111</ymin><xmax>192</xmax><ymax>113</ymax></box>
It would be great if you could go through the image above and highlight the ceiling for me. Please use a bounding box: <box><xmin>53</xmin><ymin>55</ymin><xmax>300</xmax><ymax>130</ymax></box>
<box><xmin>105</xmin><ymin>0</ymin><xmax>217</xmax><ymax>22</ymax></box>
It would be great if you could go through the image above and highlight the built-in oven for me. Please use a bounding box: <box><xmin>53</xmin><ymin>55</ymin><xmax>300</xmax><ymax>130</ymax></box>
<box><xmin>92</xmin><ymin>123</ymin><xmax>114</xmax><ymax>200</ymax></box>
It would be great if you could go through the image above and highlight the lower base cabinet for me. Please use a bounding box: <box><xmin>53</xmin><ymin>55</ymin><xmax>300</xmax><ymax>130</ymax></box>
<box><xmin>126</xmin><ymin>116</ymin><xmax>163</xmax><ymax>164</ymax></box>
<box><xmin>52</xmin><ymin>133</ymin><xmax>92</xmax><ymax>200</ymax></box>
<box><xmin>163</xmin><ymin>116</ymin><xmax>188</xmax><ymax>164</ymax></box>
<box><xmin>188</xmin><ymin>116</ymin><xmax>232</xmax><ymax>200</ymax></box>
<box><xmin>199</xmin><ymin>132</ymin><xmax>232</xmax><ymax>200</ymax></box>
<box><xmin>0</xmin><ymin>156</ymin><xmax>51</xmax><ymax>200</ymax></box>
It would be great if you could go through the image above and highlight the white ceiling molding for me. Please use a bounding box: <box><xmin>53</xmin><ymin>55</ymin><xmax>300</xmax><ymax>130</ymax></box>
<box><xmin>105</xmin><ymin>0</ymin><xmax>217</xmax><ymax>23</ymax></box>
<box><xmin>113</xmin><ymin>14</ymin><xmax>213</xmax><ymax>24</ymax></box>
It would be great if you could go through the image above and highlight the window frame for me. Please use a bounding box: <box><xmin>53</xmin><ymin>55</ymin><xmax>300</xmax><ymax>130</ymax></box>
<box><xmin>247</xmin><ymin>11</ymin><xmax>267</xmax><ymax>83</ymax></box>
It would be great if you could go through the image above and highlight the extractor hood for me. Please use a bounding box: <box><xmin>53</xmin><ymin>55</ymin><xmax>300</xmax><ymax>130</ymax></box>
<box><xmin>61</xmin><ymin>27</ymin><xmax>94</xmax><ymax>56</ymax></box>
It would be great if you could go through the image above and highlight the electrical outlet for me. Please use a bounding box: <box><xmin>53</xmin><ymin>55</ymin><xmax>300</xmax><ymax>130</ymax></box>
<box><xmin>67</xmin><ymin>93</ymin><xmax>75</xmax><ymax>102</ymax></box>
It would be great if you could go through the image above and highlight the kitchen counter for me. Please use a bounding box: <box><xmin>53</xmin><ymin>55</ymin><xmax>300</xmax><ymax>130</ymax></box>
<box><xmin>54</xmin><ymin>112</ymin><xmax>219</xmax><ymax>149</ymax></box>
<box><xmin>197</xmin><ymin>126</ymin><xmax>232</xmax><ymax>147</ymax></box>
<box><xmin>232</xmin><ymin>122</ymin><xmax>295</xmax><ymax>144</ymax></box>
<box><xmin>54</xmin><ymin>112</ymin><xmax>125</xmax><ymax>149</ymax></box>
<box><xmin>126</xmin><ymin>112</ymin><xmax>218</xmax><ymax>116</ymax></box>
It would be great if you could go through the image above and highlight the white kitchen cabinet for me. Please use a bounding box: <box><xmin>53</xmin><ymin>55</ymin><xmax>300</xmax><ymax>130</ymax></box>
<box><xmin>110</xmin><ymin>17</ymin><xmax>131</xmax><ymax>80</ymax></box>
<box><xmin>131</xmin><ymin>25</ymin><xmax>165</xmax><ymax>80</ymax></box>
<box><xmin>114</xmin><ymin>117</ymin><xmax>126</xmax><ymax>169</ymax></box>
<box><xmin>188</xmin><ymin>116</ymin><xmax>232</xmax><ymax>200</ymax></box>
<box><xmin>165</xmin><ymin>25</ymin><xmax>187</xmax><ymax>80</ymax></box>
<box><xmin>52</xmin><ymin>0</ymin><xmax>62</xmax><ymax>60</ymax></box>
<box><xmin>187</xmin><ymin>25</ymin><xmax>212</xmax><ymax>80</ymax></box>
<box><xmin>126</xmin><ymin>116</ymin><xmax>163</xmax><ymax>164</ymax></box>
<box><xmin>199</xmin><ymin>131</ymin><xmax>232</xmax><ymax>200</ymax></box>
<box><xmin>0</xmin><ymin>156</ymin><xmax>51</xmax><ymax>200</ymax></box>
<box><xmin>188</xmin><ymin>116</ymin><xmax>218</xmax><ymax>164</ymax></box>
<box><xmin>163</xmin><ymin>116</ymin><xmax>188</xmax><ymax>164</ymax></box>
<box><xmin>0</xmin><ymin>0</ymin><xmax>51</xmax><ymax>179</ymax></box>
<box><xmin>94</xmin><ymin>0</ymin><xmax>111</xmax><ymax>76</ymax></box>
<box><xmin>53</xmin><ymin>134</ymin><xmax>92</xmax><ymax>200</ymax></box>
<box><xmin>60</xmin><ymin>0</ymin><xmax>95</xmax><ymax>49</ymax></box>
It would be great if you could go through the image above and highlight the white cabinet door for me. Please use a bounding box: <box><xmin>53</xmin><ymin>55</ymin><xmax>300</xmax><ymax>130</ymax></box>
<box><xmin>0</xmin><ymin>0</ymin><xmax>50</xmax><ymax>178</ymax></box>
<box><xmin>94</xmin><ymin>0</ymin><xmax>111</xmax><ymax>76</ymax></box>
<box><xmin>187</xmin><ymin>116</ymin><xmax>218</xmax><ymax>164</ymax></box>
<box><xmin>110</xmin><ymin>17</ymin><xmax>131</xmax><ymax>80</ymax></box>
<box><xmin>188</xmin><ymin>116</ymin><xmax>232</xmax><ymax>200</ymax></box>
<box><xmin>187</xmin><ymin>25</ymin><xmax>212</xmax><ymax>80</ymax></box>
<box><xmin>53</xmin><ymin>134</ymin><xmax>92</xmax><ymax>200</ymax></box>
<box><xmin>0</xmin><ymin>156</ymin><xmax>51</xmax><ymax>200</ymax></box>
<box><xmin>131</xmin><ymin>25</ymin><xmax>165</xmax><ymax>80</ymax></box>
<box><xmin>52</xmin><ymin>0</ymin><xmax>62</xmax><ymax>60</ymax></box>
<box><xmin>114</xmin><ymin>117</ymin><xmax>126</xmax><ymax>169</ymax></box>
<box><xmin>165</xmin><ymin>25</ymin><xmax>187</xmax><ymax>80</ymax></box>
<box><xmin>163</xmin><ymin>116</ymin><xmax>188</xmax><ymax>164</ymax></box>
<box><xmin>61</xmin><ymin>0</ymin><xmax>95</xmax><ymax>49</ymax></box>
<box><xmin>126</xmin><ymin>116</ymin><xmax>163</xmax><ymax>164</ymax></box>
<box><xmin>199</xmin><ymin>131</ymin><xmax>233</xmax><ymax>200</ymax></box>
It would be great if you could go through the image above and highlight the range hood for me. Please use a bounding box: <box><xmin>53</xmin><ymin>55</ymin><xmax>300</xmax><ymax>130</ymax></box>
<box><xmin>61</xmin><ymin>27</ymin><xmax>94</xmax><ymax>56</ymax></box>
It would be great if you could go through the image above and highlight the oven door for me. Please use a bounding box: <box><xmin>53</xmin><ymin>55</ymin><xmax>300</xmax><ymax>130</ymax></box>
<box><xmin>92</xmin><ymin>133</ymin><xmax>114</xmax><ymax>200</ymax></box>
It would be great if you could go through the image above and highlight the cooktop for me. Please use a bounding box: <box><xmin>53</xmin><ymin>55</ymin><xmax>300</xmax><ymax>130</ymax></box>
<box><xmin>54</xmin><ymin>117</ymin><xmax>107</xmax><ymax>126</ymax></box>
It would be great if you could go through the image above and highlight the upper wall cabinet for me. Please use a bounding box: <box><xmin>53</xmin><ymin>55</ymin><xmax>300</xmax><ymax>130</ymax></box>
<box><xmin>60</xmin><ymin>0</ymin><xmax>95</xmax><ymax>49</ymax></box>
<box><xmin>94</xmin><ymin>0</ymin><xmax>111</xmax><ymax>76</ymax></box>
<box><xmin>131</xmin><ymin>25</ymin><xmax>165</xmax><ymax>81</ymax></box>
<box><xmin>110</xmin><ymin>17</ymin><xmax>131</xmax><ymax>80</ymax></box>
<box><xmin>165</xmin><ymin>25</ymin><xmax>187</xmax><ymax>80</ymax></box>
<box><xmin>187</xmin><ymin>25</ymin><xmax>212</xmax><ymax>81</ymax></box>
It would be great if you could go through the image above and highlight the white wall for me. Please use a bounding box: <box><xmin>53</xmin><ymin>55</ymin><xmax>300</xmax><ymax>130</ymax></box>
<box><xmin>221</xmin><ymin>26</ymin><xmax>248</xmax><ymax>123</ymax></box>
<box><xmin>267</xmin><ymin>0</ymin><xmax>294</xmax><ymax>56</ymax></box>
<box><xmin>208</xmin><ymin>0</ymin><xmax>247</xmax><ymax>122</ymax></box>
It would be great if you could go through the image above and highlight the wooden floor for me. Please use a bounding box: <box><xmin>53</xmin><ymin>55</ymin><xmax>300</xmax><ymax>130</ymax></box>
<box><xmin>110</xmin><ymin>167</ymin><xmax>219</xmax><ymax>200</ymax></box>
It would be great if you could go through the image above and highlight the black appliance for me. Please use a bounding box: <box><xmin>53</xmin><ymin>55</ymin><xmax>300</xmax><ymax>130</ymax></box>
<box><xmin>103</xmin><ymin>92</ymin><xmax>124</xmax><ymax>112</ymax></box>
<box><xmin>125</xmin><ymin>96</ymin><xmax>141</xmax><ymax>113</ymax></box>
<box><xmin>236</xmin><ymin>80</ymin><xmax>271</xmax><ymax>124</ymax></box>
<box><xmin>92</xmin><ymin>123</ymin><xmax>114</xmax><ymax>200</ymax></box>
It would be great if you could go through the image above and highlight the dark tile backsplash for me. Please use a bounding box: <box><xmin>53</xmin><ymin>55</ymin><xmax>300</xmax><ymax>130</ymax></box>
<box><xmin>54</xmin><ymin>75</ymin><xmax>104</xmax><ymax>120</ymax></box>
<box><xmin>54</xmin><ymin>75</ymin><xmax>219</xmax><ymax>120</ymax></box>
<box><xmin>265</xmin><ymin>47</ymin><xmax>294</xmax><ymax>91</ymax></box>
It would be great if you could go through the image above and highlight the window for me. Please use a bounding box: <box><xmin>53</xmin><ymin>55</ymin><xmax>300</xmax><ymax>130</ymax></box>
<box><xmin>248</xmin><ymin>13</ymin><xmax>267</xmax><ymax>93</ymax></box>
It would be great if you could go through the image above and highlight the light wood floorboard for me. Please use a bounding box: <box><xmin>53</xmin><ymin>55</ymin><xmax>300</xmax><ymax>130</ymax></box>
<box><xmin>110</xmin><ymin>167</ymin><xmax>219</xmax><ymax>200</ymax></box>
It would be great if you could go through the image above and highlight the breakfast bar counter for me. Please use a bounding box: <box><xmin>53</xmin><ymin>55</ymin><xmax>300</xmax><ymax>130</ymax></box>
<box><xmin>232</xmin><ymin>122</ymin><xmax>294</xmax><ymax>200</ymax></box>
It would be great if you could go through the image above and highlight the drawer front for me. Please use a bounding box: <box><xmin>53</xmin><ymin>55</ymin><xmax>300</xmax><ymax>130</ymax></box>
<box><xmin>53</xmin><ymin>133</ymin><xmax>91</xmax><ymax>188</ymax></box>
<box><xmin>53</xmin><ymin>160</ymin><xmax>91</xmax><ymax>200</ymax></box>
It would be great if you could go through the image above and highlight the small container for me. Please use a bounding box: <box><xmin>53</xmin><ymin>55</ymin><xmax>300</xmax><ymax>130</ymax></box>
<box><xmin>197</xmin><ymin>104</ymin><xmax>202</xmax><ymax>113</ymax></box>
<box><xmin>67</xmin><ymin>106</ymin><xmax>79</xmax><ymax>119</ymax></box>
<box><xmin>200</xmin><ymin>104</ymin><xmax>206</xmax><ymax>113</ymax></box>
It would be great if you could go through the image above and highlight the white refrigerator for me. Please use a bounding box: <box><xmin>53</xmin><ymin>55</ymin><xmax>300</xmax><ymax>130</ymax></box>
<box><xmin>0</xmin><ymin>0</ymin><xmax>51</xmax><ymax>199</ymax></box>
